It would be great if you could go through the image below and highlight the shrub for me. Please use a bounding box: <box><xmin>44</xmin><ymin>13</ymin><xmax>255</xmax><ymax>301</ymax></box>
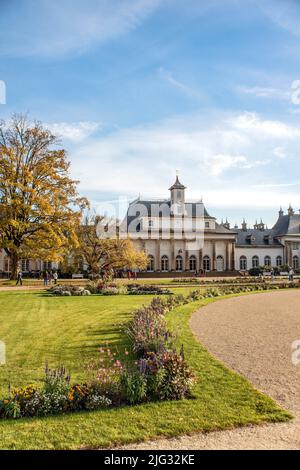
<box><xmin>49</xmin><ymin>285</ymin><xmax>90</xmax><ymax>296</ymax></box>
<box><xmin>119</xmin><ymin>368</ymin><xmax>147</xmax><ymax>405</ymax></box>
<box><xmin>144</xmin><ymin>349</ymin><xmax>195</xmax><ymax>401</ymax></box>
<box><xmin>127</xmin><ymin>305</ymin><xmax>172</xmax><ymax>355</ymax></box>
<box><xmin>127</xmin><ymin>284</ymin><xmax>172</xmax><ymax>295</ymax></box>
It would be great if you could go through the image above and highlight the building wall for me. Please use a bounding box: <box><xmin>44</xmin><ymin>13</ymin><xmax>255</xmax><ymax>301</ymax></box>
<box><xmin>235</xmin><ymin>247</ymin><xmax>284</xmax><ymax>270</ymax></box>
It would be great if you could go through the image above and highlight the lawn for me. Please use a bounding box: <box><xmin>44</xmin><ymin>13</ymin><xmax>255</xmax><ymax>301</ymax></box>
<box><xmin>0</xmin><ymin>289</ymin><xmax>291</xmax><ymax>449</ymax></box>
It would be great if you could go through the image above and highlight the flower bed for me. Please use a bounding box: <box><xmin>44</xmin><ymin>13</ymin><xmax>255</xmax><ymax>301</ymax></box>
<box><xmin>0</xmin><ymin>365</ymin><xmax>111</xmax><ymax>420</ymax></box>
<box><xmin>54</xmin><ymin>282</ymin><xmax>173</xmax><ymax>296</ymax></box>
<box><xmin>49</xmin><ymin>285</ymin><xmax>91</xmax><ymax>296</ymax></box>
<box><xmin>127</xmin><ymin>283</ymin><xmax>172</xmax><ymax>295</ymax></box>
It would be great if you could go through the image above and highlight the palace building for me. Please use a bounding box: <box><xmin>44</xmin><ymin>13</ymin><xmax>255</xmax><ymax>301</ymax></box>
<box><xmin>125</xmin><ymin>176</ymin><xmax>300</xmax><ymax>274</ymax></box>
<box><xmin>1</xmin><ymin>176</ymin><xmax>300</xmax><ymax>276</ymax></box>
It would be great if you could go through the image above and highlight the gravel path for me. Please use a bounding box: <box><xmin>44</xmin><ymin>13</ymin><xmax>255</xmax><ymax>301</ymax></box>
<box><xmin>120</xmin><ymin>290</ymin><xmax>300</xmax><ymax>449</ymax></box>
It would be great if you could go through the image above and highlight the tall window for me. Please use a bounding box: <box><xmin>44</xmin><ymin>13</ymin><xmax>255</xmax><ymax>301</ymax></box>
<box><xmin>176</xmin><ymin>255</ymin><xmax>183</xmax><ymax>272</ymax></box>
<box><xmin>252</xmin><ymin>256</ymin><xmax>259</xmax><ymax>268</ymax></box>
<box><xmin>147</xmin><ymin>255</ymin><xmax>155</xmax><ymax>272</ymax></box>
<box><xmin>276</xmin><ymin>256</ymin><xmax>282</xmax><ymax>267</ymax></box>
<box><xmin>21</xmin><ymin>259</ymin><xmax>30</xmax><ymax>272</ymax></box>
<box><xmin>216</xmin><ymin>255</ymin><xmax>224</xmax><ymax>272</ymax></box>
<box><xmin>240</xmin><ymin>256</ymin><xmax>247</xmax><ymax>270</ymax></box>
<box><xmin>4</xmin><ymin>257</ymin><xmax>10</xmax><ymax>272</ymax></box>
<box><xmin>293</xmin><ymin>256</ymin><xmax>299</xmax><ymax>270</ymax></box>
<box><xmin>161</xmin><ymin>255</ymin><xmax>169</xmax><ymax>272</ymax></box>
<box><xmin>189</xmin><ymin>255</ymin><xmax>197</xmax><ymax>272</ymax></box>
<box><xmin>203</xmin><ymin>255</ymin><xmax>210</xmax><ymax>272</ymax></box>
<box><xmin>264</xmin><ymin>256</ymin><xmax>271</xmax><ymax>267</ymax></box>
<box><xmin>43</xmin><ymin>261</ymin><xmax>52</xmax><ymax>270</ymax></box>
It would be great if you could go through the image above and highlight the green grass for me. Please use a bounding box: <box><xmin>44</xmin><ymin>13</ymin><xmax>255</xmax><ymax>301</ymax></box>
<box><xmin>0</xmin><ymin>290</ymin><xmax>291</xmax><ymax>449</ymax></box>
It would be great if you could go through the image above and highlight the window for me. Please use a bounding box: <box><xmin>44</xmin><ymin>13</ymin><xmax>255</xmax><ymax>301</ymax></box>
<box><xmin>216</xmin><ymin>255</ymin><xmax>224</xmax><ymax>272</ymax></box>
<box><xmin>161</xmin><ymin>255</ymin><xmax>169</xmax><ymax>272</ymax></box>
<box><xmin>189</xmin><ymin>255</ymin><xmax>197</xmax><ymax>272</ymax></box>
<box><xmin>252</xmin><ymin>256</ymin><xmax>259</xmax><ymax>268</ymax></box>
<box><xmin>147</xmin><ymin>255</ymin><xmax>155</xmax><ymax>272</ymax></box>
<box><xmin>293</xmin><ymin>255</ymin><xmax>299</xmax><ymax>270</ymax></box>
<box><xmin>176</xmin><ymin>255</ymin><xmax>183</xmax><ymax>272</ymax></box>
<box><xmin>4</xmin><ymin>257</ymin><xmax>10</xmax><ymax>272</ymax></box>
<box><xmin>203</xmin><ymin>255</ymin><xmax>211</xmax><ymax>272</ymax></box>
<box><xmin>205</xmin><ymin>222</ymin><xmax>210</xmax><ymax>228</ymax></box>
<box><xmin>276</xmin><ymin>256</ymin><xmax>282</xmax><ymax>267</ymax></box>
<box><xmin>240</xmin><ymin>256</ymin><xmax>247</xmax><ymax>270</ymax></box>
<box><xmin>21</xmin><ymin>259</ymin><xmax>30</xmax><ymax>272</ymax></box>
<box><xmin>43</xmin><ymin>261</ymin><xmax>52</xmax><ymax>270</ymax></box>
<box><xmin>264</xmin><ymin>256</ymin><xmax>271</xmax><ymax>267</ymax></box>
<box><xmin>292</xmin><ymin>242</ymin><xmax>299</xmax><ymax>250</ymax></box>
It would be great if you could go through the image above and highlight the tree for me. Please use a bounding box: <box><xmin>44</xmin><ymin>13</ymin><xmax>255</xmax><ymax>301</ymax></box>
<box><xmin>0</xmin><ymin>114</ymin><xmax>88</xmax><ymax>278</ymax></box>
<box><xmin>76</xmin><ymin>214</ymin><xmax>147</xmax><ymax>278</ymax></box>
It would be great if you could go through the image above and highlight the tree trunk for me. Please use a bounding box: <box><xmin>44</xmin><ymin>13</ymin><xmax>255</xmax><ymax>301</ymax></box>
<box><xmin>10</xmin><ymin>251</ymin><xmax>19</xmax><ymax>280</ymax></box>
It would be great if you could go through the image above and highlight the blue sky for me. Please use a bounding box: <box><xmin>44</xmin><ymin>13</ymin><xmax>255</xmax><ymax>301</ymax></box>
<box><xmin>1</xmin><ymin>0</ymin><xmax>300</xmax><ymax>227</ymax></box>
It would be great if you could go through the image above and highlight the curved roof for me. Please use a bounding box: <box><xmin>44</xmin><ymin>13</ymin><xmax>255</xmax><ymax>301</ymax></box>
<box><xmin>168</xmin><ymin>176</ymin><xmax>186</xmax><ymax>190</ymax></box>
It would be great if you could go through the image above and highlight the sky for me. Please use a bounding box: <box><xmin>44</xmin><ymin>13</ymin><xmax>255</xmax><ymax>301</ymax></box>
<box><xmin>1</xmin><ymin>0</ymin><xmax>300</xmax><ymax>227</ymax></box>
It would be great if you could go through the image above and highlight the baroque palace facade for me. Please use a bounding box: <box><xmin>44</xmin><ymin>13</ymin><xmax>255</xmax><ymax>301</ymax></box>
<box><xmin>124</xmin><ymin>176</ymin><xmax>300</xmax><ymax>274</ymax></box>
<box><xmin>1</xmin><ymin>176</ymin><xmax>300</xmax><ymax>275</ymax></box>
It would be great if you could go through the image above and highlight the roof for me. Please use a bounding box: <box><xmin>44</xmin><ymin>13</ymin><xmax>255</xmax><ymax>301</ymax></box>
<box><xmin>235</xmin><ymin>228</ymin><xmax>282</xmax><ymax>247</ymax></box>
<box><xmin>126</xmin><ymin>199</ymin><xmax>214</xmax><ymax>229</ymax></box>
<box><xmin>272</xmin><ymin>213</ymin><xmax>300</xmax><ymax>236</ymax></box>
<box><xmin>168</xmin><ymin>176</ymin><xmax>186</xmax><ymax>191</ymax></box>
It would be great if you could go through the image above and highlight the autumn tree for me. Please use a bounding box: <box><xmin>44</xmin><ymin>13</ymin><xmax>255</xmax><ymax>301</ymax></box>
<box><xmin>0</xmin><ymin>114</ymin><xmax>88</xmax><ymax>278</ymax></box>
<box><xmin>76</xmin><ymin>214</ymin><xmax>147</xmax><ymax>278</ymax></box>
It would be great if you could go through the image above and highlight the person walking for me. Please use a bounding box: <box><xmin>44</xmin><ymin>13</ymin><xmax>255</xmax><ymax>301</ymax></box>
<box><xmin>289</xmin><ymin>268</ymin><xmax>294</xmax><ymax>282</ymax></box>
<box><xmin>271</xmin><ymin>268</ymin><xmax>275</xmax><ymax>282</ymax></box>
<box><xmin>53</xmin><ymin>271</ymin><xmax>58</xmax><ymax>285</ymax></box>
<box><xmin>16</xmin><ymin>270</ymin><xmax>23</xmax><ymax>286</ymax></box>
<box><xmin>43</xmin><ymin>271</ymin><xmax>49</xmax><ymax>286</ymax></box>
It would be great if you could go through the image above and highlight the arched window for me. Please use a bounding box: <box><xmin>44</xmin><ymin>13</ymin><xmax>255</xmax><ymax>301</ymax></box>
<box><xmin>21</xmin><ymin>259</ymin><xmax>30</xmax><ymax>272</ymax></box>
<box><xmin>240</xmin><ymin>256</ymin><xmax>247</xmax><ymax>270</ymax></box>
<box><xmin>293</xmin><ymin>255</ymin><xmax>299</xmax><ymax>270</ymax></box>
<box><xmin>161</xmin><ymin>255</ymin><xmax>169</xmax><ymax>272</ymax></box>
<box><xmin>176</xmin><ymin>255</ymin><xmax>183</xmax><ymax>272</ymax></box>
<box><xmin>147</xmin><ymin>255</ymin><xmax>155</xmax><ymax>272</ymax></box>
<box><xmin>203</xmin><ymin>255</ymin><xmax>211</xmax><ymax>272</ymax></box>
<box><xmin>216</xmin><ymin>255</ymin><xmax>224</xmax><ymax>272</ymax></box>
<box><xmin>252</xmin><ymin>256</ymin><xmax>259</xmax><ymax>268</ymax></box>
<box><xmin>189</xmin><ymin>255</ymin><xmax>197</xmax><ymax>272</ymax></box>
<box><xmin>276</xmin><ymin>256</ymin><xmax>282</xmax><ymax>267</ymax></box>
<box><xmin>264</xmin><ymin>256</ymin><xmax>271</xmax><ymax>267</ymax></box>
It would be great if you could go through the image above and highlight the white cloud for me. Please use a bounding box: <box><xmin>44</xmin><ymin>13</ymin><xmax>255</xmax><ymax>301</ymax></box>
<box><xmin>273</xmin><ymin>146</ymin><xmax>287</xmax><ymax>159</ymax></box>
<box><xmin>259</xmin><ymin>0</ymin><xmax>300</xmax><ymax>36</ymax></box>
<box><xmin>1</xmin><ymin>0</ymin><xmax>162</xmax><ymax>57</ymax></box>
<box><xmin>47</xmin><ymin>121</ymin><xmax>101</xmax><ymax>142</ymax></box>
<box><xmin>228</xmin><ymin>111</ymin><xmax>300</xmax><ymax>138</ymax></box>
<box><xmin>209</xmin><ymin>154</ymin><xmax>247</xmax><ymax>176</ymax></box>
<box><xmin>238</xmin><ymin>85</ymin><xmax>290</xmax><ymax>100</ymax></box>
<box><xmin>69</xmin><ymin>110</ymin><xmax>300</xmax><ymax>211</ymax></box>
<box><xmin>158</xmin><ymin>67</ymin><xmax>204</xmax><ymax>100</ymax></box>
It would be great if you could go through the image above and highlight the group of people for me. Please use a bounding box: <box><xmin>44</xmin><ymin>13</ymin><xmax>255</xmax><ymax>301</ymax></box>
<box><xmin>15</xmin><ymin>270</ymin><xmax>58</xmax><ymax>286</ymax></box>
